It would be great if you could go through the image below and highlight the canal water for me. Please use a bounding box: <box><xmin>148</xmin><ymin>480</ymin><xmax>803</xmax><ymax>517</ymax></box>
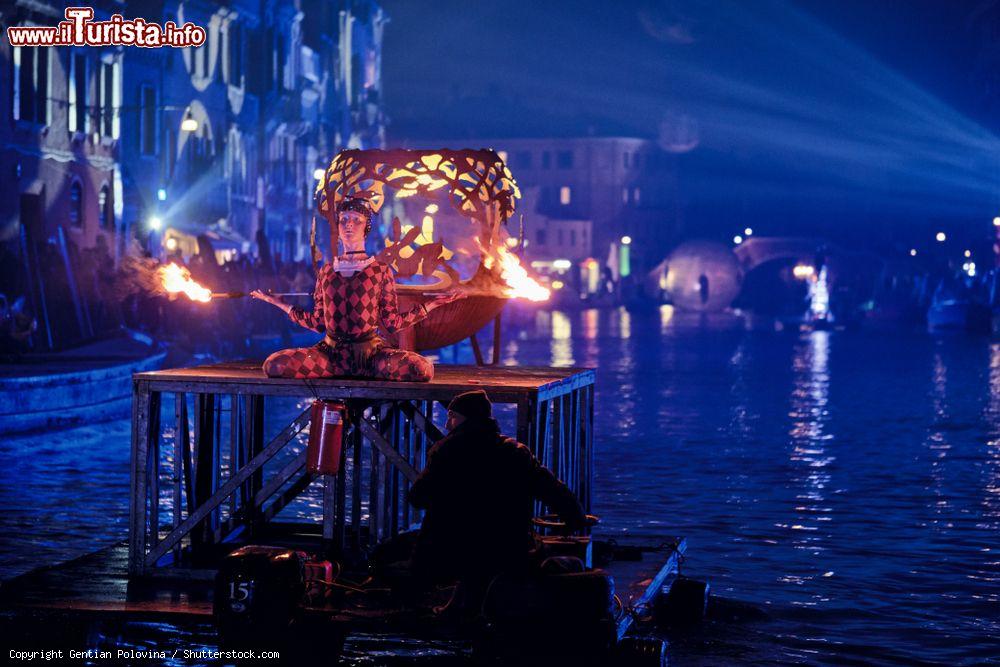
<box><xmin>2</xmin><ymin>305</ymin><xmax>999</xmax><ymax>665</ymax></box>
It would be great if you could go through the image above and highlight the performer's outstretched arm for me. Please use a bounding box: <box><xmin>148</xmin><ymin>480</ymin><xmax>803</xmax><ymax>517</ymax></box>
<box><xmin>378</xmin><ymin>265</ymin><xmax>463</xmax><ymax>333</ymax></box>
<box><xmin>288</xmin><ymin>265</ymin><xmax>328</xmax><ymax>332</ymax></box>
<box><xmin>378</xmin><ymin>266</ymin><xmax>430</xmax><ymax>333</ymax></box>
<box><xmin>251</xmin><ymin>265</ymin><xmax>327</xmax><ymax>333</ymax></box>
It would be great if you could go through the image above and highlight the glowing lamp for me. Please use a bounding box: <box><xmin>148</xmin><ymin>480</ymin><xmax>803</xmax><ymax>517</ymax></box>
<box><xmin>733</xmin><ymin>235</ymin><xmax>743</xmax><ymax>245</ymax></box>
<box><xmin>793</xmin><ymin>264</ymin><xmax>815</xmax><ymax>280</ymax></box>
<box><xmin>621</xmin><ymin>235</ymin><xmax>632</xmax><ymax>245</ymax></box>
<box><xmin>935</xmin><ymin>232</ymin><xmax>946</xmax><ymax>242</ymax></box>
<box><xmin>149</xmin><ymin>216</ymin><xmax>162</xmax><ymax>230</ymax></box>
<box><xmin>993</xmin><ymin>217</ymin><xmax>1000</xmax><ymax>227</ymax></box>
<box><xmin>964</xmin><ymin>250</ymin><xmax>971</xmax><ymax>258</ymax></box>
<box><xmin>180</xmin><ymin>110</ymin><xmax>199</xmax><ymax>132</ymax></box>
<box><xmin>157</xmin><ymin>188</ymin><xmax>167</xmax><ymax>201</ymax></box>
<box><xmin>744</xmin><ymin>227</ymin><xmax>753</xmax><ymax>236</ymax></box>
<box><xmin>165</xmin><ymin>237</ymin><xmax>178</xmax><ymax>251</ymax></box>
<box><xmin>552</xmin><ymin>280</ymin><xmax>565</xmax><ymax>290</ymax></box>
<box><xmin>553</xmin><ymin>259</ymin><xmax>572</xmax><ymax>270</ymax></box>
<box><xmin>909</xmin><ymin>249</ymin><xmax>917</xmax><ymax>257</ymax></box>
<box><xmin>313</xmin><ymin>168</ymin><xmax>325</xmax><ymax>180</ymax></box>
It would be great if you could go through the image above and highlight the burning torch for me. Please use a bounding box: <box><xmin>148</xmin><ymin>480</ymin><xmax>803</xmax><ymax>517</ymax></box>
<box><xmin>157</xmin><ymin>263</ymin><xmax>310</xmax><ymax>302</ymax></box>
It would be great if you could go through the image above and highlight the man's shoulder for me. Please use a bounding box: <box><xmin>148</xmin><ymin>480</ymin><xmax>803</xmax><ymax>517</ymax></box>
<box><xmin>497</xmin><ymin>436</ymin><xmax>535</xmax><ymax>461</ymax></box>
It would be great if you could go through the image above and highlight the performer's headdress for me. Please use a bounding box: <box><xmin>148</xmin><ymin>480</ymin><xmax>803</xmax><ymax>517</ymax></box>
<box><xmin>337</xmin><ymin>196</ymin><xmax>374</xmax><ymax>235</ymax></box>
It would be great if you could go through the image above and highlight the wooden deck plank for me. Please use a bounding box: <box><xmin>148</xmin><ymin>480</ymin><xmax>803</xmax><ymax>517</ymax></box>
<box><xmin>2</xmin><ymin>537</ymin><xmax>684</xmax><ymax>641</ymax></box>
<box><xmin>135</xmin><ymin>363</ymin><xmax>596</xmax><ymax>402</ymax></box>
<box><xmin>0</xmin><ymin>544</ymin><xmax>213</xmax><ymax>620</ymax></box>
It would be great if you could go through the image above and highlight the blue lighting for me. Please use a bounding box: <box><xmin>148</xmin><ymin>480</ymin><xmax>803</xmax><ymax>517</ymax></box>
<box><xmin>157</xmin><ymin>188</ymin><xmax>167</xmax><ymax>201</ymax></box>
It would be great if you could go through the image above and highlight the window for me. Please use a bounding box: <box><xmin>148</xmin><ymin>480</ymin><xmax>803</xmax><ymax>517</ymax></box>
<box><xmin>13</xmin><ymin>46</ymin><xmax>48</xmax><ymax>124</ymax></box>
<box><xmin>165</xmin><ymin>128</ymin><xmax>176</xmax><ymax>177</ymax></box>
<box><xmin>69</xmin><ymin>53</ymin><xmax>87</xmax><ymax>132</ymax></box>
<box><xmin>633</xmin><ymin>187</ymin><xmax>641</xmax><ymax>205</ymax></box>
<box><xmin>99</xmin><ymin>62</ymin><xmax>114</xmax><ymax>136</ymax></box>
<box><xmin>570</xmin><ymin>229</ymin><xmax>577</xmax><ymax>246</ymax></box>
<box><xmin>69</xmin><ymin>181</ymin><xmax>83</xmax><ymax>227</ymax></box>
<box><xmin>139</xmin><ymin>85</ymin><xmax>157</xmax><ymax>154</ymax></box>
<box><xmin>228</xmin><ymin>22</ymin><xmax>243</xmax><ymax>85</ymax></box>
<box><xmin>99</xmin><ymin>185</ymin><xmax>112</xmax><ymax>229</ymax></box>
<box><xmin>193</xmin><ymin>44</ymin><xmax>206</xmax><ymax>79</ymax></box>
<box><xmin>351</xmin><ymin>58</ymin><xmax>362</xmax><ymax>107</ymax></box>
<box><xmin>634</xmin><ymin>153</ymin><xmax>642</xmax><ymax>168</ymax></box>
<box><xmin>623</xmin><ymin>152</ymin><xmax>630</xmax><ymax>168</ymax></box>
<box><xmin>263</xmin><ymin>27</ymin><xmax>275</xmax><ymax>91</ymax></box>
<box><xmin>516</xmin><ymin>151</ymin><xmax>531</xmax><ymax>168</ymax></box>
<box><xmin>622</xmin><ymin>187</ymin><xmax>629</xmax><ymax>204</ymax></box>
<box><xmin>559</xmin><ymin>186</ymin><xmax>571</xmax><ymax>205</ymax></box>
<box><xmin>557</xmin><ymin>151</ymin><xmax>573</xmax><ymax>169</ymax></box>
<box><xmin>542</xmin><ymin>151</ymin><xmax>551</xmax><ymax>169</ymax></box>
<box><xmin>537</xmin><ymin>229</ymin><xmax>547</xmax><ymax>245</ymax></box>
<box><xmin>276</xmin><ymin>35</ymin><xmax>287</xmax><ymax>90</ymax></box>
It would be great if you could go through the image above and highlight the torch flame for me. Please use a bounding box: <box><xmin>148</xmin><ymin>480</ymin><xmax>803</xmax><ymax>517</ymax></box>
<box><xmin>482</xmin><ymin>242</ymin><xmax>551</xmax><ymax>302</ymax></box>
<box><xmin>158</xmin><ymin>263</ymin><xmax>212</xmax><ymax>303</ymax></box>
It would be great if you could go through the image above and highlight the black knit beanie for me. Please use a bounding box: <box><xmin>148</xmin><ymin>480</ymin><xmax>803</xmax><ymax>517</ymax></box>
<box><xmin>447</xmin><ymin>390</ymin><xmax>492</xmax><ymax>421</ymax></box>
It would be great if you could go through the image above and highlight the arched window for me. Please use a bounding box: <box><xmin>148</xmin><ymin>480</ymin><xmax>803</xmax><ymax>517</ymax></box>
<box><xmin>69</xmin><ymin>181</ymin><xmax>83</xmax><ymax>227</ymax></box>
<box><xmin>99</xmin><ymin>184</ymin><xmax>112</xmax><ymax>229</ymax></box>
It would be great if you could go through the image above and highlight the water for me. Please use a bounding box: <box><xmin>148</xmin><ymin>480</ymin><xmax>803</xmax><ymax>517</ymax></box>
<box><xmin>3</xmin><ymin>305</ymin><xmax>1000</xmax><ymax>665</ymax></box>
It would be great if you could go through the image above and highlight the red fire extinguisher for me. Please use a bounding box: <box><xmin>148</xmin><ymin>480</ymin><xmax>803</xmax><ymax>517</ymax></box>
<box><xmin>308</xmin><ymin>400</ymin><xmax>346</xmax><ymax>475</ymax></box>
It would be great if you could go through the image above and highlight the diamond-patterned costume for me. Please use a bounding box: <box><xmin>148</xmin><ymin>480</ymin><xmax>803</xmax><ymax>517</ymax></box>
<box><xmin>263</xmin><ymin>260</ymin><xmax>434</xmax><ymax>381</ymax></box>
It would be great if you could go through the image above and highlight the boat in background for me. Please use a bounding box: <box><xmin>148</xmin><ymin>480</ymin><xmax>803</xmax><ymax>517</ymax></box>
<box><xmin>0</xmin><ymin>330</ymin><xmax>165</xmax><ymax>435</ymax></box>
<box><xmin>927</xmin><ymin>279</ymin><xmax>991</xmax><ymax>334</ymax></box>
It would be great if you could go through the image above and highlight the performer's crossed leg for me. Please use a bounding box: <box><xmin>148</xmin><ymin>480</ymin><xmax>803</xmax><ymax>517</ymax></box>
<box><xmin>263</xmin><ymin>345</ymin><xmax>433</xmax><ymax>382</ymax></box>
<box><xmin>263</xmin><ymin>346</ymin><xmax>342</xmax><ymax>379</ymax></box>
<box><xmin>369</xmin><ymin>348</ymin><xmax>434</xmax><ymax>382</ymax></box>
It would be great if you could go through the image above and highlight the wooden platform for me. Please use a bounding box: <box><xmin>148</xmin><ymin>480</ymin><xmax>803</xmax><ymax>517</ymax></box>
<box><xmin>135</xmin><ymin>361</ymin><xmax>596</xmax><ymax>403</ymax></box>
<box><xmin>129</xmin><ymin>362</ymin><xmax>596</xmax><ymax>578</ymax></box>
<box><xmin>0</xmin><ymin>536</ymin><xmax>685</xmax><ymax>645</ymax></box>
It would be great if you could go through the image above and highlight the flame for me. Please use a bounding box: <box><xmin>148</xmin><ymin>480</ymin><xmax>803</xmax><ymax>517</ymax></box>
<box><xmin>158</xmin><ymin>263</ymin><xmax>212</xmax><ymax>302</ymax></box>
<box><xmin>483</xmin><ymin>243</ymin><xmax>551</xmax><ymax>302</ymax></box>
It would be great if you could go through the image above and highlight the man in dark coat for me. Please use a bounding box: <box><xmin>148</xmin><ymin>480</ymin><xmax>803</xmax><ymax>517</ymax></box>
<box><xmin>407</xmin><ymin>389</ymin><xmax>586</xmax><ymax>612</ymax></box>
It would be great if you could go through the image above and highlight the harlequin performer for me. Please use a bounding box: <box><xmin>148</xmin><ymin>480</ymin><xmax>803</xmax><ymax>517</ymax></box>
<box><xmin>251</xmin><ymin>196</ymin><xmax>460</xmax><ymax>381</ymax></box>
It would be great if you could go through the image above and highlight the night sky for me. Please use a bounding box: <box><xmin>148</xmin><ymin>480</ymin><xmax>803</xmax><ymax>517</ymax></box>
<box><xmin>380</xmin><ymin>0</ymin><xmax>1000</xmax><ymax>246</ymax></box>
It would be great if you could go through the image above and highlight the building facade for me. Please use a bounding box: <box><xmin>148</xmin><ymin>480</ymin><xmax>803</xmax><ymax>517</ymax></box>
<box><xmin>1</xmin><ymin>0</ymin><xmax>386</xmax><ymax>264</ymax></box>
<box><xmin>0</xmin><ymin>1</ymin><xmax>123</xmax><ymax>253</ymax></box>
<box><xmin>492</xmin><ymin>137</ymin><xmax>683</xmax><ymax>278</ymax></box>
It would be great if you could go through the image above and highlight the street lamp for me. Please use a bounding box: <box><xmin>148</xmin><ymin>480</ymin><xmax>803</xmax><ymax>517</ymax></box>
<box><xmin>157</xmin><ymin>188</ymin><xmax>167</xmax><ymax>201</ymax></box>
<box><xmin>733</xmin><ymin>235</ymin><xmax>743</xmax><ymax>245</ymax></box>
<box><xmin>180</xmin><ymin>109</ymin><xmax>199</xmax><ymax>132</ymax></box>
<box><xmin>909</xmin><ymin>249</ymin><xmax>917</xmax><ymax>257</ymax></box>
<box><xmin>149</xmin><ymin>216</ymin><xmax>163</xmax><ymax>230</ymax></box>
<box><xmin>621</xmin><ymin>235</ymin><xmax>632</xmax><ymax>245</ymax></box>
<box><xmin>935</xmin><ymin>232</ymin><xmax>946</xmax><ymax>242</ymax></box>
<box><xmin>744</xmin><ymin>227</ymin><xmax>753</xmax><ymax>236</ymax></box>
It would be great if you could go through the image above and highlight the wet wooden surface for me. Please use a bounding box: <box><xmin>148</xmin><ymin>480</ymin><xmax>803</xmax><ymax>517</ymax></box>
<box><xmin>1</xmin><ymin>536</ymin><xmax>683</xmax><ymax>639</ymax></box>
<box><xmin>135</xmin><ymin>361</ymin><xmax>595</xmax><ymax>402</ymax></box>
<box><xmin>0</xmin><ymin>543</ymin><xmax>213</xmax><ymax>620</ymax></box>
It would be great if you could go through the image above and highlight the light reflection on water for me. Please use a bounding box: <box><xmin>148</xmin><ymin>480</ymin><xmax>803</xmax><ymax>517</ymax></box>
<box><xmin>2</xmin><ymin>307</ymin><xmax>1000</xmax><ymax>664</ymax></box>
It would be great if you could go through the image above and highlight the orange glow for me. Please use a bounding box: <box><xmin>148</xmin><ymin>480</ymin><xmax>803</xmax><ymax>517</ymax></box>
<box><xmin>482</xmin><ymin>243</ymin><xmax>551</xmax><ymax>302</ymax></box>
<box><xmin>158</xmin><ymin>263</ymin><xmax>212</xmax><ymax>302</ymax></box>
